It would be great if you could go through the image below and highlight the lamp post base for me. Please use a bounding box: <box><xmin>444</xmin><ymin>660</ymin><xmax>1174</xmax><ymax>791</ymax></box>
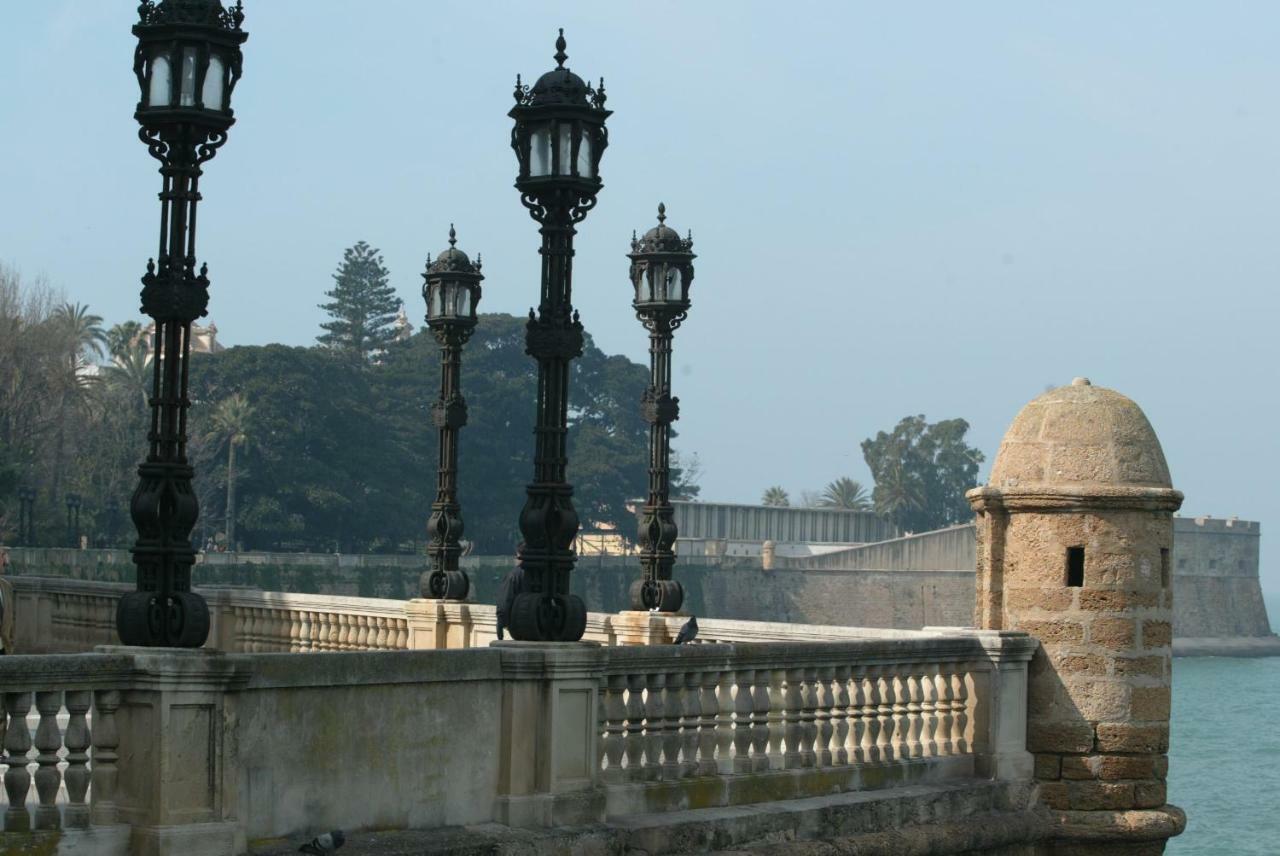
<box><xmin>420</xmin><ymin>569</ymin><xmax>470</xmax><ymax>601</ymax></box>
<box><xmin>628</xmin><ymin>578</ymin><xmax>683</xmax><ymax>613</ymax></box>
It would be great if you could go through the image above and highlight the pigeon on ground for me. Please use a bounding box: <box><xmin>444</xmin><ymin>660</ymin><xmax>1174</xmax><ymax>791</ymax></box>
<box><xmin>299</xmin><ymin>830</ymin><xmax>345</xmax><ymax>854</ymax></box>
<box><xmin>674</xmin><ymin>615</ymin><xmax>698</xmax><ymax>645</ymax></box>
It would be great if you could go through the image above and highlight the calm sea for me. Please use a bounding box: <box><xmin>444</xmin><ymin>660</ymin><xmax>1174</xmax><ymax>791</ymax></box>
<box><xmin>1166</xmin><ymin>591</ymin><xmax>1280</xmax><ymax>855</ymax></box>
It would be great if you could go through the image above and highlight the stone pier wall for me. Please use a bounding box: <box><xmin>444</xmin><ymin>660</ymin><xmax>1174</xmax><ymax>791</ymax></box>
<box><xmin>4</xmin><ymin>515</ymin><xmax>1273</xmax><ymax>653</ymax></box>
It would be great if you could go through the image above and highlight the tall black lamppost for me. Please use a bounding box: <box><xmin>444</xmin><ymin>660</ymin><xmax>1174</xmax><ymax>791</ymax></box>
<box><xmin>421</xmin><ymin>226</ymin><xmax>483</xmax><ymax>602</ymax></box>
<box><xmin>65</xmin><ymin>494</ymin><xmax>82</xmax><ymax>549</ymax></box>
<box><xmin>116</xmin><ymin>0</ymin><xmax>247</xmax><ymax>647</ymax></box>
<box><xmin>17</xmin><ymin>487</ymin><xmax>36</xmax><ymax>547</ymax></box>
<box><xmin>627</xmin><ymin>204</ymin><xmax>695</xmax><ymax>613</ymax></box>
<box><xmin>506</xmin><ymin>30</ymin><xmax>610</xmax><ymax>641</ymax></box>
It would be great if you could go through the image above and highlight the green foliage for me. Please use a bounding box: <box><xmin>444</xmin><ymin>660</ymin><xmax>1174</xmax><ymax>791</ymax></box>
<box><xmin>861</xmin><ymin>415</ymin><xmax>984</xmax><ymax>533</ymax></box>
<box><xmin>106</xmin><ymin>321</ymin><xmax>144</xmax><ymax>360</ymax></box>
<box><xmin>761</xmin><ymin>486</ymin><xmax>790</xmax><ymax>507</ymax></box>
<box><xmin>818</xmin><ymin>477</ymin><xmax>871</xmax><ymax>510</ymax></box>
<box><xmin>317</xmin><ymin>242</ymin><xmax>403</xmax><ymax>361</ymax></box>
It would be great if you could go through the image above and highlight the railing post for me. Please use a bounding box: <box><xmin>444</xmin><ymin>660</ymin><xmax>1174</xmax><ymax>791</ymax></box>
<box><xmin>3</xmin><ymin>691</ymin><xmax>33</xmax><ymax>832</ymax></box>
<box><xmin>493</xmin><ymin>642</ymin><xmax>606</xmax><ymax>827</ymax></box>
<box><xmin>91</xmin><ymin>689</ymin><xmax>121</xmax><ymax>826</ymax></box>
<box><xmin>107</xmin><ymin>648</ymin><xmax>251</xmax><ymax>855</ymax></box>
<box><xmin>63</xmin><ymin>689</ymin><xmax>93</xmax><ymax>828</ymax></box>
<box><xmin>945</xmin><ymin>629</ymin><xmax>1037</xmax><ymax>779</ymax></box>
<box><xmin>33</xmin><ymin>690</ymin><xmax>64</xmax><ymax>830</ymax></box>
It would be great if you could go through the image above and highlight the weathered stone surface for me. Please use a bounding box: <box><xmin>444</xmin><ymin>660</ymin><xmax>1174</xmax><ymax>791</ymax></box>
<box><xmin>1098</xmin><ymin>755</ymin><xmax>1156</xmax><ymax>781</ymax></box>
<box><xmin>1088</xmin><ymin>618</ymin><xmax>1136</xmax><ymax>652</ymax></box>
<box><xmin>1028</xmin><ymin>722</ymin><xmax>1095</xmax><ymax>754</ymax></box>
<box><xmin>1130</xmin><ymin>687</ymin><xmax>1171</xmax><ymax>721</ymax></box>
<box><xmin>1035</xmin><ymin>754</ymin><xmax>1062</xmax><ymax>780</ymax></box>
<box><xmin>1095</xmin><ymin>724</ymin><xmax>1169</xmax><ymax>754</ymax></box>
<box><xmin>1067</xmin><ymin>781</ymin><xmax>1135</xmax><ymax>811</ymax></box>
<box><xmin>1141</xmin><ymin>621</ymin><xmax>1172</xmax><ymax>649</ymax></box>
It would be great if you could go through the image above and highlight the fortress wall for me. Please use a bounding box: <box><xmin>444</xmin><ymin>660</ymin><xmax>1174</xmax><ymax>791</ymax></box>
<box><xmin>6</xmin><ymin>517</ymin><xmax>1273</xmax><ymax>650</ymax></box>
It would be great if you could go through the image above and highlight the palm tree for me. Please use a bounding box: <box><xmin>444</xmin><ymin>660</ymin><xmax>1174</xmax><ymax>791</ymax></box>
<box><xmin>872</xmin><ymin>461</ymin><xmax>925</xmax><ymax>532</ymax></box>
<box><xmin>103</xmin><ymin>342</ymin><xmax>152</xmax><ymax>412</ymax></box>
<box><xmin>819</xmin><ymin>477</ymin><xmax>871</xmax><ymax>511</ymax></box>
<box><xmin>47</xmin><ymin>302</ymin><xmax>106</xmax><ymax>502</ymax></box>
<box><xmin>52</xmin><ymin>302</ymin><xmax>107</xmax><ymax>368</ymax></box>
<box><xmin>761</xmin><ymin>486</ymin><xmax>790</xmax><ymax>507</ymax></box>
<box><xmin>106</xmin><ymin>321</ymin><xmax>144</xmax><ymax>361</ymax></box>
<box><xmin>208</xmin><ymin>393</ymin><xmax>254</xmax><ymax>549</ymax></box>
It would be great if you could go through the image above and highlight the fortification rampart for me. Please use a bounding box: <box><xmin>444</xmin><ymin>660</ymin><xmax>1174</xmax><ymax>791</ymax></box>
<box><xmin>5</xmin><ymin>514</ymin><xmax>1274</xmax><ymax>655</ymax></box>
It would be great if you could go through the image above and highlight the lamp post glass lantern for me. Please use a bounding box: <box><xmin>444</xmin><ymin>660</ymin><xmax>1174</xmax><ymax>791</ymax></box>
<box><xmin>628</xmin><ymin>204</ymin><xmax>695</xmax><ymax>612</ymax></box>
<box><xmin>117</xmin><ymin>0</ymin><xmax>247</xmax><ymax>648</ymax></box>
<box><xmin>421</xmin><ymin>226</ymin><xmax>482</xmax><ymax>601</ymax></box>
<box><xmin>506</xmin><ymin>30</ymin><xmax>610</xmax><ymax>641</ymax></box>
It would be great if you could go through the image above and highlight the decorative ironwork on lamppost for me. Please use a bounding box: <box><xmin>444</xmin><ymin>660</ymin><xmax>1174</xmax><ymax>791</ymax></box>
<box><xmin>65</xmin><ymin>494</ymin><xmax>82</xmax><ymax>549</ymax></box>
<box><xmin>506</xmin><ymin>30</ymin><xmax>610</xmax><ymax>641</ymax></box>
<box><xmin>116</xmin><ymin>0</ymin><xmax>247</xmax><ymax>647</ymax></box>
<box><xmin>421</xmin><ymin>225</ymin><xmax>483</xmax><ymax>602</ymax></box>
<box><xmin>627</xmin><ymin>204</ymin><xmax>695</xmax><ymax>613</ymax></box>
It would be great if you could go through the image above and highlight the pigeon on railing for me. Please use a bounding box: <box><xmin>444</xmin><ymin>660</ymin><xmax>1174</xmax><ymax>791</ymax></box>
<box><xmin>674</xmin><ymin>615</ymin><xmax>698</xmax><ymax>645</ymax></box>
<box><xmin>299</xmin><ymin>830</ymin><xmax>345</xmax><ymax>854</ymax></box>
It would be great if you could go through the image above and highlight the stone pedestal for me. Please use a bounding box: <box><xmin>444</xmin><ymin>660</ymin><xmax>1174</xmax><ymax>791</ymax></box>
<box><xmin>95</xmin><ymin>646</ymin><xmax>250</xmax><ymax>856</ymax></box>
<box><xmin>491</xmin><ymin>642</ymin><xmax>606</xmax><ymax>827</ymax></box>
<box><xmin>613</xmin><ymin>610</ymin><xmax>684</xmax><ymax>646</ymax></box>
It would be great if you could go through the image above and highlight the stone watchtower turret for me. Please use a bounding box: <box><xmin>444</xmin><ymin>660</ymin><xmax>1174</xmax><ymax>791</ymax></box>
<box><xmin>967</xmin><ymin>378</ymin><xmax>1186</xmax><ymax>854</ymax></box>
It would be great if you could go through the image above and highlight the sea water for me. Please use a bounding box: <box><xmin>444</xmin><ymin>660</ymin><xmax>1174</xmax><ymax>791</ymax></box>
<box><xmin>1166</xmin><ymin>592</ymin><xmax>1280</xmax><ymax>855</ymax></box>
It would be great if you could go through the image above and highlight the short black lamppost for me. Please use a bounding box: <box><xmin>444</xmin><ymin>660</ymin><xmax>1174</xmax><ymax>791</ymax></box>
<box><xmin>65</xmin><ymin>494</ymin><xmax>82</xmax><ymax>549</ymax></box>
<box><xmin>116</xmin><ymin>0</ymin><xmax>247</xmax><ymax>647</ymax></box>
<box><xmin>627</xmin><ymin>204</ymin><xmax>696</xmax><ymax>613</ymax></box>
<box><xmin>17</xmin><ymin>487</ymin><xmax>36</xmax><ymax>547</ymax></box>
<box><xmin>506</xmin><ymin>30</ymin><xmax>610</xmax><ymax>641</ymax></box>
<box><xmin>421</xmin><ymin>225</ymin><xmax>483</xmax><ymax>602</ymax></box>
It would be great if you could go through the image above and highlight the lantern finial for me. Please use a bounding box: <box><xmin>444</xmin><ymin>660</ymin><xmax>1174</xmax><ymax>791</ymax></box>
<box><xmin>554</xmin><ymin>29</ymin><xmax>568</xmax><ymax>69</ymax></box>
<box><xmin>657</xmin><ymin>202</ymin><xmax>666</xmax><ymax>225</ymax></box>
<box><xmin>449</xmin><ymin>224</ymin><xmax>457</xmax><ymax>248</ymax></box>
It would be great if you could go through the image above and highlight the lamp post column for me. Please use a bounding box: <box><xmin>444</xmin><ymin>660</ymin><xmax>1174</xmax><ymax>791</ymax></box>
<box><xmin>506</xmin><ymin>31</ymin><xmax>611</xmax><ymax>641</ymax></box>
<box><xmin>421</xmin><ymin>227</ymin><xmax>482</xmax><ymax>602</ymax></box>
<box><xmin>627</xmin><ymin>204</ymin><xmax>696</xmax><ymax>613</ymax></box>
<box><xmin>116</xmin><ymin>0</ymin><xmax>247</xmax><ymax>647</ymax></box>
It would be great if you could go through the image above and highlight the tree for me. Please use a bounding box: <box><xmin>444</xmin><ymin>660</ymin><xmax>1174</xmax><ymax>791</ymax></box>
<box><xmin>761</xmin><ymin>486</ymin><xmax>790</xmax><ymax>507</ymax></box>
<box><xmin>106</xmin><ymin>321</ymin><xmax>144</xmax><ymax>361</ymax></box>
<box><xmin>317</xmin><ymin>242</ymin><xmax>403</xmax><ymax>361</ymax></box>
<box><xmin>861</xmin><ymin>415</ymin><xmax>985</xmax><ymax>533</ymax></box>
<box><xmin>819</xmin><ymin>477</ymin><xmax>871</xmax><ymax>510</ymax></box>
<box><xmin>207</xmin><ymin>393</ymin><xmax>254</xmax><ymax>549</ymax></box>
<box><xmin>103</xmin><ymin>342</ymin><xmax>152</xmax><ymax>412</ymax></box>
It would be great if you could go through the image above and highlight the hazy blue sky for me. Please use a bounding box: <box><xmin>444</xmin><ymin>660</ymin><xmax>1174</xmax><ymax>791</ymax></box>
<box><xmin>3</xmin><ymin>2</ymin><xmax>1277</xmax><ymax>588</ymax></box>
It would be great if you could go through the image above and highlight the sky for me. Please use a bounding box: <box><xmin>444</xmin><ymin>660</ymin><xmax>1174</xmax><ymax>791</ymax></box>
<box><xmin>2</xmin><ymin>2</ymin><xmax>1278</xmax><ymax>590</ymax></box>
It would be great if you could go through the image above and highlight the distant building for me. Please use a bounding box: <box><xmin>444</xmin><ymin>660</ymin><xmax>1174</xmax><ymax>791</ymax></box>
<box><xmin>394</xmin><ymin>308</ymin><xmax>414</xmax><ymax>341</ymax></box>
<box><xmin>133</xmin><ymin>321</ymin><xmax>225</xmax><ymax>364</ymax></box>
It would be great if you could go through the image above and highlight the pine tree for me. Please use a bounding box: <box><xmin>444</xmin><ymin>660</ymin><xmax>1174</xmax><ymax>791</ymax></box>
<box><xmin>317</xmin><ymin>242</ymin><xmax>402</xmax><ymax>361</ymax></box>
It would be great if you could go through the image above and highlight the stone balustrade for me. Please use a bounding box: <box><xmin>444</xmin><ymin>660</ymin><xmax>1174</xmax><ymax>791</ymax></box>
<box><xmin>0</xmin><ymin>583</ymin><xmax>1036</xmax><ymax>851</ymax></box>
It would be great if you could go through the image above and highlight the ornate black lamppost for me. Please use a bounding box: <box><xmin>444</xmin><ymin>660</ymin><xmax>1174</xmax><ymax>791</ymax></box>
<box><xmin>627</xmin><ymin>204</ymin><xmax>695</xmax><ymax>613</ymax></box>
<box><xmin>506</xmin><ymin>30</ymin><xmax>610</xmax><ymax>641</ymax></box>
<box><xmin>116</xmin><ymin>0</ymin><xmax>247</xmax><ymax>647</ymax></box>
<box><xmin>17</xmin><ymin>487</ymin><xmax>36</xmax><ymax>547</ymax></box>
<box><xmin>421</xmin><ymin>226</ymin><xmax>483</xmax><ymax>602</ymax></box>
<box><xmin>65</xmin><ymin>494</ymin><xmax>82</xmax><ymax>549</ymax></box>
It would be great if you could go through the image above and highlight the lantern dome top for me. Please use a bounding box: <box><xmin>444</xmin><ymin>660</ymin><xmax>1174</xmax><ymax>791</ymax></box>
<box><xmin>632</xmin><ymin>204</ymin><xmax>694</xmax><ymax>254</ymax></box>
<box><xmin>137</xmin><ymin>0</ymin><xmax>244</xmax><ymax>31</ymax></box>
<box><xmin>426</xmin><ymin>225</ymin><xmax>481</xmax><ymax>276</ymax></box>
<box><xmin>516</xmin><ymin>30</ymin><xmax>607</xmax><ymax>109</ymax></box>
<box><xmin>987</xmin><ymin>378</ymin><xmax>1172</xmax><ymax>491</ymax></box>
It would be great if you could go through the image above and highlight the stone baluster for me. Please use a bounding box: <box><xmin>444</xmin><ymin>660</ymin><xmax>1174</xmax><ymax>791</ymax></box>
<box><xmin>661</xmin><ymin>669</ymin><xmax>684</xmax><ymax>779</ymax></box>
<box><xmin>714</xmin><ymin>671</ymin><xmax>735</xmax><ymax>774</ymax></box>
<box><xmin>296</xmin><ymin>610</ymin><xmax>312</xmax><ymax>651</ymax></box>
<box><xmin>375</xmin><ymin>616</ymin><xmax>390</xmax><ymax>650</ymax></box>
<box><xmin>731</xmin><ymin>668</ymin><xmax>754</xmax><ymax>774</ymax></box>
<box><xmin>815</xmin><ymin>665</ymin><xmax>835</xmax><ymax>767</ymax></box>
<box><xmin>350</xmin><ymin>615</ymin><xmax>366</xmax><ymax>649</ymax></box>
<box><xmin>33</xmin><ymin>691</ymin><xmax>63</xmax><ymax>830</ymax></box>
<box><xmin>782</xmin><ymin>667</ymin><xmax>804</xmax><ymax>769</ymax></box>
<box><xmin>698</xmin><ymin>670</ymin><xmax>720</xmax><ymax>776</ymax></box>
<box><xmin>231</xmin><ymin>606</ymin><xmax>246</xmax><ymax>651</ymax></box>
<box><xmin>876</xmin><ymin>671</ymin><xmax>895</xmax><ymax>762</ymax></box>
<box><xmin>91</xmin><ymin>689</ymin><xmax>120</xmax><ymax>825</ymax></box>
<box><xmin>681</xmin><ymin>671</ymin><xmax>701</xmax><ymax>777</ymax></box>
<box><xmin>766</xmin><ymin>668</ymin><xmax>786</xmax><ymax>769</ymax></box>
<box><xmin>951</xmin><ymin>669</ymin><xmax>969</xmax><ymax>754</ymax></box>
<box><xmin>800</xmin><ymin>667</ymin><xmax>819</xmax><ymax>767</ymax></box>
<box><xmin>601</xmin><ymin>674</ymin><xmax>627</xmax><ymax>783</ymax></box>
<box><xmin>750</xmin><ymin>669</ymin><xmax>771</xmax><ymax>772</ymax></box>
<box><xmin>905</xmin><ymin>669</ymin><xmax>924</xmax><ymax>759</ymax></box>
<box><xmin>917</xmin><ymin>664</ymin><xmax>937</xmax><ymax>757</ymax></box>
<box><xmin>330</xmin><ymin>612</ymin><xmax>345</xmax><ymax>650</ymax></box>
<box><xmin>891</xmin><ymin>674</ymin><xmax>910</xmax><ymax>761</ymax></box>
<box><xmin>847</xmin><ymin>668</ymin><xmax>867</xmax><ymax>764</ymax></box>
<box><xmin>624</xmin><ymin>673</ymin><xmax>647</xmax><ymax>779</ymax></box>
<box><xmin>934</xmin><ymin>666</ymin><xmax>954</xmax><ymax>756</ymax></box>
<box><xmin>287</xmin><ymin>610</ymin><xmax>301</xmax><ymax>652</ymax></box>
<box><xmin>309</xmin><ymin>612</ymin><xmax>326</xmax><ymax>650</ymax></box>
<box><xmin>271</xmin><ymin>609</ymin><xmax>288</xmax><ymax>651</ymax></box>
<box><xmin>4</xmin><ymin>692</ymin><xmax>33</xmax><ymax>831</ymax></box>
<box><xmin>643</xmin><ymin>671</ymin><xmax>665</xmax><ymax>780</ymax></box>
<box><xmin>342</xmin><ymin>614</ymin><xmax>356</xmax><ymax>650</ymax></box>
<box><xmin>832</xmin><ymin>664</ymin><xmax>851</xmax><ymax>766</ymax></box>
<box><xmin>394</xmin><ymin>620</ymin><xmax>409</xmax><ymax>649</ymax></box>
<box><xmin>861</xmin><ymin>669</ymin><xmax>881</xmax><ymax>763</ymax></box>
<box><xmin>63</xmin><ymin>690</ymin><xmax>92</xmax><ymax>829</ymax></box>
